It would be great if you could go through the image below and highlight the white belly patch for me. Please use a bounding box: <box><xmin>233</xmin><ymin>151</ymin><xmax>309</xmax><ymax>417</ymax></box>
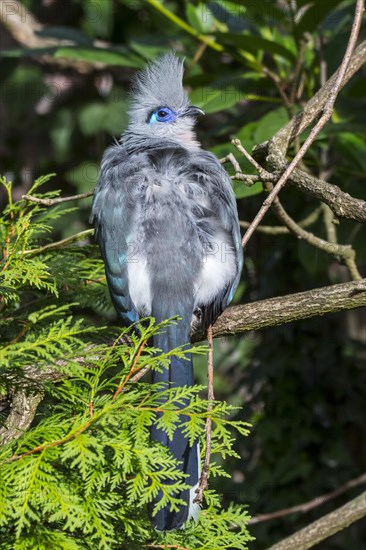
<box><xmin>195</xmin><ymin>237</ymin><xmax>236</xmax><ymax>305</ymax></box>
<box><xmin>127</xmin><ymin>253</ymin><xmax>151</xmax><ymax>316</ymax></box>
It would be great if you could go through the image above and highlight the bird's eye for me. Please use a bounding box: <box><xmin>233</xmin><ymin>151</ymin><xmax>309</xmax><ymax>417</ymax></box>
<box><xmin>149</xmin><ymin>106</ymin><xmax>176</xmax><ymax>124</ymax></box>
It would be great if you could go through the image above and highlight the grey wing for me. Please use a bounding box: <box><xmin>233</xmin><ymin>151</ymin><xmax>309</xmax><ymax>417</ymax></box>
<box><xmin>192</xmin><ymin>151</ymin><xmax>243</xmax><ymax>328</ymax></box>
<box><xmin>90</xmin><ymin>145</ymin><xmax>140</xmax><ymax>325</ymax></box>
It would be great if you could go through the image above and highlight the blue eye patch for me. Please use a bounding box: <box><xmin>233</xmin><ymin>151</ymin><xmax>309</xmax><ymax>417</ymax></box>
<box><xmin>148</xmin><ymin>106</ymin><xmax>177</xmax><ymax>124</ymax></box>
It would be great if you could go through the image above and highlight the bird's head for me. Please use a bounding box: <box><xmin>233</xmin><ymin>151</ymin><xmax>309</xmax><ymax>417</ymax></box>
<box><xmin>127</xmin><ymin>53</ymin><xmax>204</xmax><ymax>146</ymax></box>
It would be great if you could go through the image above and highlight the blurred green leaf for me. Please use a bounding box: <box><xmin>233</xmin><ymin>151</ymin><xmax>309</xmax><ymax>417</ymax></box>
<box><xmin>295</xmin><ymin>0</ymin><xmax>346</xmax><ymax>36</ymax></box>
<box><xmin>35</xmin><ymin>26</ymin><xmax>94</xmax><ymax>46</ymax></box>
<box><xmin>130</xmin><ymin>41</ymin><xmax>172</xmax><ymax>60</ymax></box>
<box><xmin>186</xmin><ymin>2</ymin><xmax>215</xmax><ymax>33</ymax></box>
<box><xmin>212</xmin><ymin>0</ymin><xmax>285</xmax><ymax>23</ymax></box>
<box><xmin>54</xmin><ymin>47</ymin><xmax>142</xmax><ymax>67</ymax></box>
<box><xmin>65</xmin><ymin>162</ymin><xmax>99</xmax><ymax>193</ymax></box>
<box><xmin>78</xmin><ymin>100</ymin><xmax>128</xmax><ymax>136</ymax></box>
<box><xmin>189</xmin><ymin>86</ymin><xmax>241</xmax><ymax>113</ymax></box>
<box><xmin>233</xmin><ymin>180</ymin><xmax>263</xmax><ymax>198</ymax></box>
<box><xmin>3</xmin><ymin>65</ymin><xmax>46</xmax><ymax>115</ymax></box>
<box><xmin>236</xmin><ymin>121</ymin><xmax>260</xmax><ymax>152</ymax></box>
<box><xmin>0</xmin><ymin>47</ymin><xmax>59</xmax><ymax>58</ymax></box>
<box><xmin>216</xmin><ymin>33</ymin><xmax>296</xmax><ymax>62</ymax></box>
<box><xmin>82</xmin><ymin>0</ymin><xmax>114</xmax><ymax>39</ymax></box>
<box><xmin>50</xmin><ymin>110</ymin><xmax>75</xmax><ymax>162</ymax></box>
<box><xmin>333</xmin><ymin>132</ymin><xmax>366</xmax><ymax>172</ymax></box>
<box><xmin>253</xmin><ymin>107</ymin><xmax>289</xmax><ymax>143</ymax></box>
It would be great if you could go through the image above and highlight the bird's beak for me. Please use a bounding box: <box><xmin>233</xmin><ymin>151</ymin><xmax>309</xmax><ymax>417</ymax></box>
<box><xmin>180</xmin><ymin>106</ymin><xmax>205</xmax><ymax>118</ymax></box>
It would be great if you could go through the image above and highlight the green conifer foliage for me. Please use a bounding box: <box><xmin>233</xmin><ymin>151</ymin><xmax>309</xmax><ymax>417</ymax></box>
<box><xmin>0</xmin><ymin>176</ymin><xmax>253</xmax><ymax>549</ymax></box>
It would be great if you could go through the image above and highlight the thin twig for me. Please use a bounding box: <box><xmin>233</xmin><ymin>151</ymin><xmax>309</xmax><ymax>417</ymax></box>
<box><xmin>262</xmin><ymin>182</ymin><xmax>362</xmax><ymax>281</ymax></box>
<box><xmin>146</xmin><ymin>545</ymin><xmax>189</xmax><ymax>550</ymax></box>
<box><xmin>240</xmin><ymin>0</ymin><xmax>364</xmax><ymax>248</ymax></box>
<box><xmin>264</xmin><ymin>63</ymin><xmax>304</xmax><ymax>161</ymax></box>
<box><xmin>22</xmin><ymin>229</ymin><xmax>94</xmax><ymax>256</ymax></box>
<box><xmin>250</xmin><ymin>472</ymin><xmax>366</xmax><ymax>524</ymax></box>
<box><xmin>186</xmin><ymin>42</ymin><xmax>208</xmax><ymax>75</ymax></box>
<box><xmin>290</xmin><ymin>39</ymin><xmax>307</xmax><ymax>104</ymax></box>
<box><xmin>220</xmin><ymin>152</ymin><xmax>242</xmax><ymax>173</ymax></box>
<box><xmin>7</xmin><ymin>418</ymin><xmax>94</xmax><ymax>462</ymax></box>
<box><xmin>22</xmin><ymin>191</ymin><xmax>94</xmax><ymax>206</ymax></box>
<box><xmin>220</xmin><ymin>151</ymin><xmax>275</xmax><ymax>186</ymax></box>
<box><xmin>113</xmin><ymin>340</ymin><xmax>146</xmax><ymax>400</ymax></box>
<box><xmin>317</xmin><ymin>35</ymin><xmax>340</xmax><ymax>251</ymax></box>
<box><xmin>194</xmin><ymin>324</ymin><xmax>214</xmax><ymax>504</ymax></box>
<box><xmin>130</xmin><ymin>366</ymin><xmax>150</xmax><ymax>383</ymax></box>
<box><xmin>226</xmin><ymin>141</ymin><xmax>277</xmax><ymax>187</ymax></box>
<box><xmin>231</xmin><ymin>139</ymin><xmax>269</xmax><ymax>178</ymax></box>
<box><xmin>239</xmin><ymin>206</ymin><xmax>322</xmax><ymax>235</ymax></box>
<box><xmin>263</xmin><ymin>66</ymin><xmax>293</xmax><ymax>118</ymax></box>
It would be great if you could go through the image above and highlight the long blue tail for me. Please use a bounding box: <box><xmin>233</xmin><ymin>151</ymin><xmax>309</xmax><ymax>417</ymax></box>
<box><xmin>147</xmin><ymin>301</ymin><xmax>200</xmax><ymax>531</ymax></box>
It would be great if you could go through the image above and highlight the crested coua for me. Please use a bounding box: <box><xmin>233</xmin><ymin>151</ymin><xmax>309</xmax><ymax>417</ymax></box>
<box><xmin>91</xmin><ymin>53</ymin><xmax>243</xmax><ymax>531</ymax></box>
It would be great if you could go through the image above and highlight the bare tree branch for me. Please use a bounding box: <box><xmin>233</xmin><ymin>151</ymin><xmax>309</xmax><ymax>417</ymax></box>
<box><xmin>252</xmin><ymin>142</ymin><xmax>366</xmax><ymax>224</ymax></box>
<box><xmin>273</xmin><ymin>39</ymin><xmax>366</xmax><ymax>150</ymax></box>
<box><xmin>3</xmin><ymin>279</ymin><xmax>364</xmax><ymax>445</ymax></box>
<box><xmin>0</xmin><ymin>390</ymin><xmax>43</xmax><ymax>445</ymax></box>
<box><xmin>265</xmin><ymin>490</ymin><xmax>366</xmax><ymax>550</ymax></box>
<box><xmin>252</xmin><ymin>39</ymin><xmax>366</xmax><ymax>224</ymax></box>
<box><xmin>241</xmin><ymin>0</ymin><xmax>365</xmax><ymax>247</ymax></box>
<box><xmin>0</xmin><ymin>363</ymin><xmax>64</xmax><ymax>445</ymax></box>
<box><xmin>22</xmin><ymin>229</ymin><xmax>94</xmax><ymax>257</ymax></box>
<box><xmin>193</xmin><ymin>278</ymin><xmax>366</xmax><ymax>340</ymax></box>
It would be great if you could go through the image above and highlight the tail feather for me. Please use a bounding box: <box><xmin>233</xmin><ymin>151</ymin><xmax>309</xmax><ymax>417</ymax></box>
<box><xmin>147</xmin><ymin>300</ymin><xmax>200</xmax><ymax>531</ymax></box>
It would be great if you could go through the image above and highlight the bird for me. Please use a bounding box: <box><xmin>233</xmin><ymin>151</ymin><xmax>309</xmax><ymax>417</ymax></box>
<box><xmin>90</xmin><ymin>53</ymin><xmax>243</xmax><ymax>531</ymax></box>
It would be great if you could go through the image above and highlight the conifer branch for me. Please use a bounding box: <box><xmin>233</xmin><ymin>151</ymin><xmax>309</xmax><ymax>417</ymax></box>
<box><xmin>6</xmin><ymin>417</ymin><xmax>95</xmax><ymax>463</ymax></box>
<box><xmin>22</xmin><ymin>191</ymin><xmax>94</xmax><ymax>206</ymax></box>
<box><xmin>22</xmin><ymin>229</ymin><xmax>94</xmax><ymax>256</ymax></box>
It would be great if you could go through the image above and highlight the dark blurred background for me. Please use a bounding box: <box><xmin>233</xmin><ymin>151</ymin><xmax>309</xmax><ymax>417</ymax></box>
<box><xmin>0</xmin><ymin>1</ymin><xmax>365</xmax><ymax>547</ymax></box>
